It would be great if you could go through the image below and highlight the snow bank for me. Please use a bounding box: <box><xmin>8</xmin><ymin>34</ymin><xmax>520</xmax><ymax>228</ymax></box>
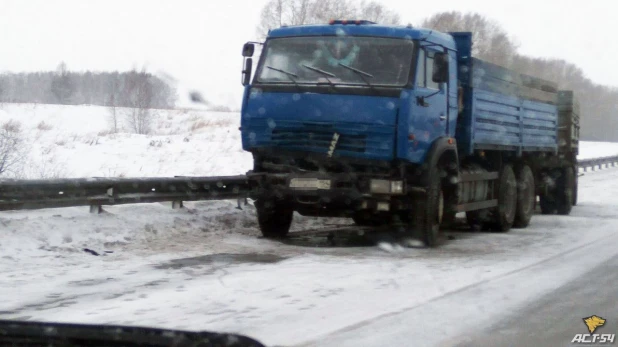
<box><xmin>578</xmin><ymin>140</ymin><xmax>618</xmax><ymax>159</ymax></box>
<box><xmin>0</xmin><ymin>103</ymin><xmax>252</xmax><ymax>178</ymax></box>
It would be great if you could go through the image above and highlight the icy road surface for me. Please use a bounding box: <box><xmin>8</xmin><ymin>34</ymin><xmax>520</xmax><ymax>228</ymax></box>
<box><xmin>1</xmin><ymin>166</ymin><xmax>617</xmax><ymax>346</ymax></box>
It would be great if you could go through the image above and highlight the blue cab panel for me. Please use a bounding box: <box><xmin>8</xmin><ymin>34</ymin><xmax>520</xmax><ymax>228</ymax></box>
<box><xmin>242</xmin><ymin>91</ymin><xmax>399</xmax><ymax>161</ymax></box>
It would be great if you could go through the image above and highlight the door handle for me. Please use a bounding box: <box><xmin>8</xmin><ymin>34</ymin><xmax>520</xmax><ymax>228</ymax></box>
<box><xmin>439</xmin><ymin>115</ymin><xmax>446</xmax><ymax>121</ymax></box>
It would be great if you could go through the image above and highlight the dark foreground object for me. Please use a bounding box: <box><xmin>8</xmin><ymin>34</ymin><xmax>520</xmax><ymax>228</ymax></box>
<box><xmin>0</xmin><ymin>319</ymin><xmax>265</xmax><ymax>347</ymax></box>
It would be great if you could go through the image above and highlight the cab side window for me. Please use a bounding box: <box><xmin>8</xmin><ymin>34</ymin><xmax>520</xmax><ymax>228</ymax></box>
<box><xmin>416</xmin><ymin>48</ymin><xmax>442</xmax><ymax>90</ymax></box>
<box><xmin>425</xmin><ymin>50</ymin><xmax>440</xmax><ymax>90</ymax></box>
<box><xmin>416</xmin><ymin>49</ymin><xmax>426</xmax><ymax>88</ymax></box>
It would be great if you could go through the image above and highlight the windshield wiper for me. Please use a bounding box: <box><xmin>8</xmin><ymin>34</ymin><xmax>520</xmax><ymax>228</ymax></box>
<box><xmin>301</xmin><ymin>64</ymin><xmax>336</xmax><ymax>87</ymax></box>
<box><xmin>266</xmin><ymin>66</ymin><xmax>301</xmax><ymax>88</ymax></box>
<box><xmin>337</xmin><ymin>63</ymin><xmax>375</xmax><ymax>88</ymax></box>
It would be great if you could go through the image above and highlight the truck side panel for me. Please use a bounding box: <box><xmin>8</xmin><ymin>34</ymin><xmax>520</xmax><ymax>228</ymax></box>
<box><xmin>468</xmin><ymin>89</ymin><xmax>558</xmax><ymax>153</ymax></box>
<box><xmin>450</xmin><ymin>32</ymin><xmax>559</xmax><ymax>156</ymax></box>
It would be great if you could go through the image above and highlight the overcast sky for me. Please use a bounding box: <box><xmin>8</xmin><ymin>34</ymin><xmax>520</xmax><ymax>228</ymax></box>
<box><xmin>1</xmin><ymin>0</ymin><xmax>615</xmax><ymax>108</ymax></box>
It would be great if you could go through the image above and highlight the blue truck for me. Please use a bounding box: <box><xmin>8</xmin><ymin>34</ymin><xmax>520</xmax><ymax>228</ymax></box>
<box><xmin>238</xmin><ymin>20</ymin><xmax>580</xmax><ymax>247</ymax></box>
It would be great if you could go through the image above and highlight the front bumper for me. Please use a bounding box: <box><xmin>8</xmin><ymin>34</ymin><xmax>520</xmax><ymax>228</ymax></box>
<box><xmin>248</xmin><ymin>171</ymin><xmax>408</xmax><ymax>214</ymax></box>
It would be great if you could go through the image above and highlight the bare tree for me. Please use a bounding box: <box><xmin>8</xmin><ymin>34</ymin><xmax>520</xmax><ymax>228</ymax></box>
<box><xmin>309</xmin><ymin>0</ymin><xmax>357</xmax><ymax>23</ymax></box>
<box><xmin>357</xmin><ymin>1</ymin><xmax>400</xmax><ymax>25</ymax></box>
<box><xmin>124</xmin><ymin>68</ymin><xmax>154</xmax><ymax>135</ymax></box>
<box><xmin>0</xmin><ymin>120</ymin><xmax>24</xmax><ymax>176</ymax></box>
<box><xmin>256</xmin><ymin>0</ymin><xmax>400</xmax><ymax>39</ymax></box>
<box><xmin>421</xmin><ymin>12</ymin><xmax>519</xmax><ymax>66</ymax></box>
<box><xmin>107</xmin><ymin>74</ymin><xmax>120</xmax><ymax>133</ymax></box>
<box><xmin>50</xmin><ymin>61</ymin><xmax>75</xmax><ymax>104</ymax></box>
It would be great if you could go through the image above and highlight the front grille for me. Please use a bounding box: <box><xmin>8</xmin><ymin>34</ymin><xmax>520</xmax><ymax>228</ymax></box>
<box><xmin>272</xmin><ymin>128</ymin><xmax>366</xmax><ymax>153</ymax></box>
<box><xmin>245</xmin><ymin>118</ymin><xmax>395</xmax><ymax>160</ymax></box>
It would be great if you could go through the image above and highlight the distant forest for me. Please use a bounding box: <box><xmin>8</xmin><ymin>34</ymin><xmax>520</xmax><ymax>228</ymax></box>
<box><xmin>0</xmin><ymin>62</ymin><xmax>177</xmax><ymax>109</ymax></box>
<box><xmin>421</xmin><ymin>12</ymin><xmax>618</xmax><ymax>142</ymax></box>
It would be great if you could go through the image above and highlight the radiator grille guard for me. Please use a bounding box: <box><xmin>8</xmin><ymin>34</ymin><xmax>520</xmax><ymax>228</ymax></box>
<box><xmin>243</xmin><ymin>119</ymin><xmax>396</xmax><ymax>161</ymax></box>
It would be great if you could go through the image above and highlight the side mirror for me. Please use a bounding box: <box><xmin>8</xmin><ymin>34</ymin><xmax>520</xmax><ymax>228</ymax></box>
<box><xmin>242</xmin><ymin>58</ymin><xmax>253</xmax><ymax>86</ymax></box>
<box><xmin>242</xmin><ymin>43</ymin><xmax>255</xmax><ymax>57</ymax></box>
<box><xmin>432</xmin><ymin>52</ymin><xmax>449</xmax><ymax>84</ymax></box>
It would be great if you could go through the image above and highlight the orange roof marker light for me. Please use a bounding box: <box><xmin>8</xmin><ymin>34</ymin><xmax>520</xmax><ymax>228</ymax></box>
<box><xmin>328</xmin><ymin>20</ymin><xmax>377</xmax><ymax>25</ymax></box>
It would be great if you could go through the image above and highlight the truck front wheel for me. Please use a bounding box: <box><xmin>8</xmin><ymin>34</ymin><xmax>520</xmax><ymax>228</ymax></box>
<box><xmin>411</xmin><ymin>170</ymin><xmax>443</xmax><ymax>247</ymax></box>
<box><xmin>255</xmin><ymin>199</ymin><xmax>293</xmax><ymax>238</ymax></box>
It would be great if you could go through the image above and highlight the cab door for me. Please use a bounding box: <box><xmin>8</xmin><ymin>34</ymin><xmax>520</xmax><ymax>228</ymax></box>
<box><xmin>408</xmin><ymin>45</ymin><xmax>449</xmax><ymax>163</ymax></box>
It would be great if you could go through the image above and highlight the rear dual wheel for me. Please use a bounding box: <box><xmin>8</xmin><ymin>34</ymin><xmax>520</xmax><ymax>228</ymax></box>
<box><xmin>539</xmin><ymin>167</ymin><xmax>575</xmax><ymax>215</ymax></box>
<box><xmin>556</xmin><ymin>167</ymin><xmax>575</xmax><ymax>215</ymax></box>
<box><xmin>513</xmin><ymin>165</ymin><xmax>535</xmax><ymax>228</ymax></box>
<box><xmin>466</xmin><ymin>164</ymin><xmax>518</xmax><ymax>232</ymax></box>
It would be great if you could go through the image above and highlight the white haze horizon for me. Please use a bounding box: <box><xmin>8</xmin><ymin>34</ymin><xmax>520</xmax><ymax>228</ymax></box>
<box><xmin>1</xmin><ymin>0</ymin><xmax>617</xmax><ymax>109</ymax></box>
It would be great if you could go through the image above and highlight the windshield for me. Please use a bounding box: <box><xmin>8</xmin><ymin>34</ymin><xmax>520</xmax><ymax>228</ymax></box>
<box><xmin>256</xmin><ymin>36</ymin><xmax>415</xmax><ymax>86</ymax></box>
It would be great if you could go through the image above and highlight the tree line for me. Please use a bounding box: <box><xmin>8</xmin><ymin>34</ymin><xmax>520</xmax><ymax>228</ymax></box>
<box><xmin>421</xmin><ymin>12</ymin><xmax>616</xmax><ymax>142</ymax></box>
<box><xmin>0</xmin><ymin>62</ymin><xmax>177</xmax><ymax>110</ymax></box>
<box><xmin>257</xmin><ymin>2</ymin><xmax>618</xmax><ymax>142</ymax></box>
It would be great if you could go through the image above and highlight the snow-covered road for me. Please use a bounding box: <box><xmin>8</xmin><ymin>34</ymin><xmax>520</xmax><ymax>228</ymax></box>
<box><xmin>2</xmin><ymin>103</ymin><xmax>618</xmax><ymax>346</ymax></box>
<box><xmin>1</xmin><ymin>166</ymin><xmax>617</xmax><ymax>346</ymax></box>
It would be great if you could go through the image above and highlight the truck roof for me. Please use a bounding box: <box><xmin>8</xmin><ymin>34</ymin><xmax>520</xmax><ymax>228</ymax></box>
<box><xmin>267</xmin><ymin>23</ymin><xmax>457</xmax><ymax>51</ymax></box>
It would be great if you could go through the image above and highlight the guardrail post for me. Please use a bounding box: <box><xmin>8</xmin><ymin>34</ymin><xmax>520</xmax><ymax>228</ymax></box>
<box><xmin>172</xmin><ymin>201</ymin><xmax>184</xmax><ymax>209</ymax></box>
<box><xmin>89</xmin><ymin>205</ymin><xmax>103</xmax><ymax>214</ymax></box>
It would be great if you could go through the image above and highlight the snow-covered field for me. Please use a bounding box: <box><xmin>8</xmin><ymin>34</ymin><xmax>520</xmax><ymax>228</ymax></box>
<box><xmin>1</xmin><ymin>103</ymin><xmax>618</xmax><ymax>346</ymax></box>
<box><xmin>0</xmin><ymin>103</ymin><xmax>252</xmax><ymax>178</ymax></box>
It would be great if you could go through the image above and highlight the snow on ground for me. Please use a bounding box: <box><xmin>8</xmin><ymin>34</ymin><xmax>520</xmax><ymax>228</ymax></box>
<box><xmin>1</xmin><ymin>167</ymin><xmax>618</xmax><ymax>347</ymax></box>
<box><xmin>578</xmin><ymin>140</ymin><xmax>618</xmax><ymax>159</ymax></box>
<box><xmin>0</xmin><ymin>103</ymin><xmax>252</xmax><ymax>178</ymax></box>
<box><xmin>2</xmin><ymin>103</ymin><xmax>618</xmax><ymax>346</ymax></box>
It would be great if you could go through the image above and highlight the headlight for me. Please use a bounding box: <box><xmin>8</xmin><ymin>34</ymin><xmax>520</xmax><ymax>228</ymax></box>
<box><xmin>370</xmin><ymin>179</ymin><xmax>391</xmax><ymax>194</ymax></box>
<box><xmin>390</xmin><ymin>181</ymin><xmax>404</xmax><ymax>194</ymax></box>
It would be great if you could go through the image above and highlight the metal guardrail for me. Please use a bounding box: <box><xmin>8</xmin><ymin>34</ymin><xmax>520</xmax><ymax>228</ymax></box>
<box><xmin>0</xmin><ymin>175</ymin><xmax>250</xmax><ymax>212</ymax></box>
<box><xmin>1</xmin><ymin>155</ymin><xmax>618</xmax><ymax>213</ymax></box>
<box><xmin>577</xmin><ymin>155</ymin><xmax>618</xmax><ymax>171</ymax></box>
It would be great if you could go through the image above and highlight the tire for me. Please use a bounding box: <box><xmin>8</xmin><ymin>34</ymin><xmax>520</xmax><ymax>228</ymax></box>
<box><xmin>572</xmin><ymin>166</ymin><xmax>578</xmax><ymax>206</ymax></box>
<box><xmin>411</xmin><ymin>169</ymin><xmax>444</xmax><ymax>247</ymax></box>
<box><xmin>556</xmin><ymin>167</ymin><xmax>574</xmax><ymax>215</ymax></box>
<box><xmin>440</xmin><ymin>178</ymin><xmax>459</xmax><ymax>229</ymax></box>
<box><xmin>488</xmin><ymin>164</ymin><xmax>517</xmax><ymax>232</ymax></box>
<box><xmin>513</xmin><ymin>165</ymin><xmax>535</xmax><ymax>228</ymax></box>
<box><xmin>539</xmin><ymin>194</ymin><xmax>556</xmax><ymax>214</ymax></box>
<box><xmin>466</xmin><ymin>209</ymin><xmax>490</xmax><ymax>231</ymax></box>
<box><xmin>255</xmin><ymin>198</ymin><xmax>293</xmax><ymax>238</ymax></box>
